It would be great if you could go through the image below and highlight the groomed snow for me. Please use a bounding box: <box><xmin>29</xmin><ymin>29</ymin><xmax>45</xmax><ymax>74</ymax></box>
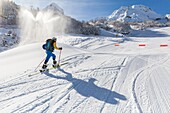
<box><xmin>0</xmin><ymin>27</ymin><xmax>170</xmax><ymax>113</ymax></box>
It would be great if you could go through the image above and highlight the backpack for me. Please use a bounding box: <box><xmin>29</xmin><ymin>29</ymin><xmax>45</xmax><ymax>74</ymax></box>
<box><xmin>42</xmin><ymin>39</ymin><xmax>54</xmax><ymax>52</ymax></box>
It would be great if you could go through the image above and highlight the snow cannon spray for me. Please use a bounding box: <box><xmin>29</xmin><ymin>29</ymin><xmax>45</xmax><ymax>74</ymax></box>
<box><xmin>18</xmin><ymin>5</ymin><xmax>68</xmax><ymax>44</ymax></box>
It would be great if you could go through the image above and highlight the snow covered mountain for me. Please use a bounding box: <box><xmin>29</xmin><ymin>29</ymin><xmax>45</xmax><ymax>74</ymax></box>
<box><xmin>43</xmin><ymin>2</ymin><xmax>64</xmax><ymax>15</ymax></box>
<box><xmin>108</xmin><ymin>5</ymin><xmax>163</xmax><ymax>22</ymax></box>
<box><xmin>166</xmin><ymin>14</ymin><xmax>170</xmax><ymax>20</ymax></box>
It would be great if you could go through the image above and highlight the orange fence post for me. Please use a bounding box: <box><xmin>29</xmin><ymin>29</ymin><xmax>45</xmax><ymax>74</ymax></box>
<box><xmin>160</xmin><ymin>44</ymin><xmax>168</xmax><ymax>47</ymax></box>
<box><xmin>114</xmin><ymin>44</ymin><xmax>120</xmax><ymax>46</ymax></box>
<box><xmin>139</xmin><ymin>44</ymin><xmax>146</xmax><ymax>46</ymax></box>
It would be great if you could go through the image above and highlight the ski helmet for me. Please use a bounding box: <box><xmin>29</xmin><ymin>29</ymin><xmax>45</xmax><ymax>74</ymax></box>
<box><xmin>52</xmin><ymin>37</ymin><xmax>57</xmax><ymax>41</ymax></box>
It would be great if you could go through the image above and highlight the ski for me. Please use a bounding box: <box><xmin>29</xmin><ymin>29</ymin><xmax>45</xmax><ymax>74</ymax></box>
<box><xmin>39</xmin><ymin>68</ymin><xmax>49</xmax><ymax>73</ymax></box>
<box><xmin>28</xmin><ymin>62</ymin><xmax>69</xmax><ymax>77</ymax></box>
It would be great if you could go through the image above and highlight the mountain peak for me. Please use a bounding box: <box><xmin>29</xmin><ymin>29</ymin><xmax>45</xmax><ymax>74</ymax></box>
<box><xmin>43</xmin><ymin>2</ymin><xmax>64</xmax><ymax>15</ymax></box>
<box><xmin>166</xmin><ymin>14</ymin><xmax>170</xmax><ymax>19</ymax></box>
<box><xmin>108</xmin><ymin>5</ymin><xmax>163</xmax><ymax>22</ymax></box>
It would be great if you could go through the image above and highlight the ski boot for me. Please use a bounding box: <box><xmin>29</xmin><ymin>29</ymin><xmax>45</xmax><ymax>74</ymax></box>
<box><xmin>40</xmin><ymin>64</ymin><xmax>48</xmax><ymax>73</ymax></box>
<box><xmin>53</xmin><ymin>60</ymin><xmax>60</xmax><ymax>68</ymax></box>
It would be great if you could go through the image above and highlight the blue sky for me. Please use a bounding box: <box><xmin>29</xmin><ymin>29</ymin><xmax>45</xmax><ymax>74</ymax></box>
<box><xmin>13</xmin><ymin>0</ymin><xmax>170</xmax><ymax>21</ymax></box>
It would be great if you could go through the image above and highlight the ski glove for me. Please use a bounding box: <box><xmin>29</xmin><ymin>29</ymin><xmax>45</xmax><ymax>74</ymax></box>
<box><xmin>59</xmin><ymin>47</ymin><xmax>62</xmax><ymax>50</ymax></box>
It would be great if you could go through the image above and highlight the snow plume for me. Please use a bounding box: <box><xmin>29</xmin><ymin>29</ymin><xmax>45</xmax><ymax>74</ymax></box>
<box><xmin>0</xmin><ymin>0</ymin><xmax>5</xmax><ymax>16</ymax></box>
<box><xmin>0</xmin><ymin>0</ymin><xmax>5</xmax><ymax>24</ymax></box>
<box><xmin>0</xmin><ymin>0</ymin><xmax>12</xmax><ymax>8</ymax></box>
<box><xmin>18</xmin><ymin>7</ymin><xmax>69</xmax><ymax>44</ymax></box>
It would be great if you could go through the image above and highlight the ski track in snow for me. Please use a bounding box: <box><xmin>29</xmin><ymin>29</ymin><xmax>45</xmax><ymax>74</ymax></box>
<box><xmin>50</xmin><ymin>56</ymin><xmax>127</xmax><ymax>113</ymax></box>
<box><xmin>0</xmin><ymin>54</ymin><xmax>169</xmax><ymax>113</ymax></box>
<box><xmin>1</xmin><ymin>33</ymin><xmax>170</xmax><ymax>113</ymax></box>
<box><xmin>126</xmin><ymin>54</ymin><xmax>170</xmax><ymax>113</ymax></box>
<box><xmin>0</xmin><ymin>52</ymin><xmax>128</xmax><ymax>113</ymax></box>
<box><xmin>145</xmin><ymin>57</ymin><xmax>170</xmax><ymax>113</ymax></box>
<box><xmin>0</xmin><ymin>54</ymin><xmax>92</xmax><ymax>112</ymax></box>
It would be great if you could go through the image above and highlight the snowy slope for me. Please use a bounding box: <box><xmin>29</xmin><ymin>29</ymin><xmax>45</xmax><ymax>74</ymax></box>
<box><xmin>108</xmin><ymin>5</ymin><xmax>163</xmax><ymax>22</ymax></box>
<box><xmin>0</xmin><ymin>27</ymin><xmax>170</xmax><ymax>113</ymax></box>
<box><xmin>0</xmin><ymin>42</ymin><xmax>87</xmax><ymax>81</ymax></box>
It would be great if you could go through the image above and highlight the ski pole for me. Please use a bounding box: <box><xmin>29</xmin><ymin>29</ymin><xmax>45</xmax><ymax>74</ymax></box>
<box><xmin>34</xmin><ymin>58</ymin><xmax>45</xmax><ymax>71</ymax></box>
<box><xmin>57</xmin><ymin>50</ymin><xmax>62</xmax><ymax>66</ymax></box>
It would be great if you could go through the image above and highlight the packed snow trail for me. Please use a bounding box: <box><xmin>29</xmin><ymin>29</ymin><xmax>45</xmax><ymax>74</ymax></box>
<box><xmin>0</xmin><ymin>28</ymin><xmax>170</xmax><ymax>113</ymax></box>
<box><xmin>1</xmin><ymin>53</ymin><xmax>170</xmax><ymax>113</ymax></box>
<box><xmin>0</xmin><ymin>52</ymin><xmax>128</xmax><ymax>113</ymax></box>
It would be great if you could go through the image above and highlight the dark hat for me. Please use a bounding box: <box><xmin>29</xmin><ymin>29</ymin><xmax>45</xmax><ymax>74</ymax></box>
<box><xmin>52</xmin><ymin>37</ymin><xmax>57</xmax><ymax>41</ymax></box>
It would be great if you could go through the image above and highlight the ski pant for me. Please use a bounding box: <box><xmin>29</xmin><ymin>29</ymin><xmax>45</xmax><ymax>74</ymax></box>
<box><xmin>44</xmin><ymin>50</ymin><xmax>56</xmax><ymax>64</ymax></box>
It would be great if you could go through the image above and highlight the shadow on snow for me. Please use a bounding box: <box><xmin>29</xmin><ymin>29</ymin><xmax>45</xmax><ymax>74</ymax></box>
<box><xmin>45</xmin><ymin>68</ymin><xmax>127</xmax><ymax>105</ymax></box>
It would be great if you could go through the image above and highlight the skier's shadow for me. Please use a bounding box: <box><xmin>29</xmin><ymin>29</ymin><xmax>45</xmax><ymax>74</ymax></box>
<box><xmin>45</xmin><ymin>68</ymin><xmax>127</xmax><ymax>105</ymax></box>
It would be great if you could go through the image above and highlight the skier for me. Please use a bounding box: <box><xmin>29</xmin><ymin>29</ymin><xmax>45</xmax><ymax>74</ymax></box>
<box><xmin>41</xmin><ymin>37</ymin><xmax>62</xmax><ymax>72</ymax></box>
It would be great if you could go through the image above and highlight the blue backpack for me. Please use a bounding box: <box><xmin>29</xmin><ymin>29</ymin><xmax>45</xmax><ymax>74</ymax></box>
<box><xmin>42</xmin><ymin>39</ymin><xmax>54</xmax><ymax>52</ymax></box>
